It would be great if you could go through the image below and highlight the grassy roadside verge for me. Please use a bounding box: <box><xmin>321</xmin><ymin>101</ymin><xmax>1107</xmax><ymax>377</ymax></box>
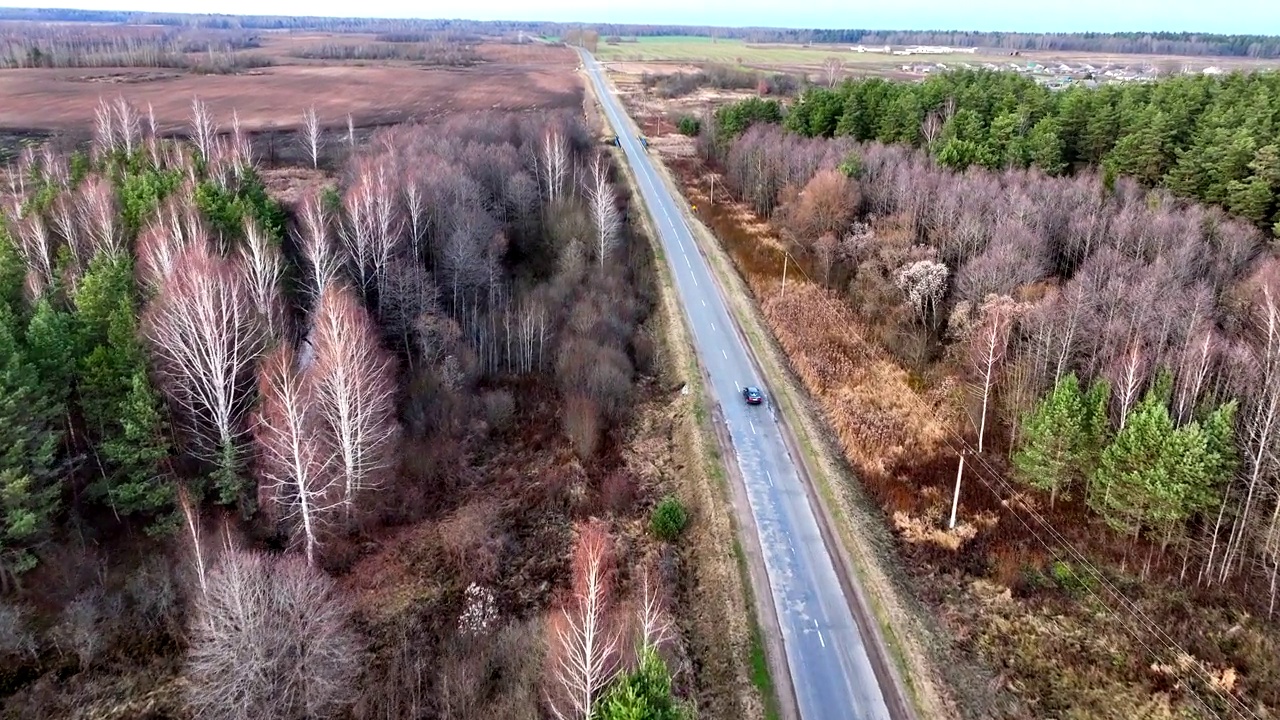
<box><xmin>594</xmin><ymin>74</ymin><xmax>955</xmax><ymax>718</ymax></box>
<box><xmin>581</xmin><ymin>62</ymin><xmax>782</xmax><ymax>720</ymax></box>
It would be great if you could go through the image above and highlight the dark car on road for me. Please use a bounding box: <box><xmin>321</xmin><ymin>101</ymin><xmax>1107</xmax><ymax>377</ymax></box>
<box><xmin>743</xmin><ymin>386</ymin><xmax>764</xmax><ymax>405</ymax></box>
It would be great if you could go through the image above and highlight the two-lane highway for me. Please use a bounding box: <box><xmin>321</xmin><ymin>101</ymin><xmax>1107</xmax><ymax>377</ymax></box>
<box><xmin>579</xmin><ymin>51</ymin><xmax>893</xmax><ymax>720</ymax></box>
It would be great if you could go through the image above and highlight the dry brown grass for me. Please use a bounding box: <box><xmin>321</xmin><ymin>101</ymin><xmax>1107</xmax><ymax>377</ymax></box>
<box><xmin>0</xmin><ymin>41</ymin><xmax>581</xmax><ymax>132</ymax></box>
<box><xmin>760</xmin><ymin>283</ymin><xmax>948</xmax><ymax>481</ymax></box>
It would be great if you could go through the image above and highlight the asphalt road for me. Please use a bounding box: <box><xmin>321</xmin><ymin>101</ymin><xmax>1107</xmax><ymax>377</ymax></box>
<box><xmin>579</xmin><ymin>51</ymin><xmax>893</xmax><ymax>720</ymax></box>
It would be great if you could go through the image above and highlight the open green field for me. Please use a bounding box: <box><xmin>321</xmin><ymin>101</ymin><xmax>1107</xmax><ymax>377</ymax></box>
<box><xmin>592</xmin><ymin>35</ymin><xmax>980</xmax><ymax>69</ymax></box>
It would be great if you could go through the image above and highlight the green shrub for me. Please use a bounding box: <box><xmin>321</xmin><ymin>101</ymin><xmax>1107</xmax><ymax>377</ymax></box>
<box><xmin>676</xmin><ymin>115</ymin><xmax>701</xmax><ymax>136</ymax></box>
<box><xmin>650</xmin><ymin>495</ymin><xmax>688</xmax><ymax>541</ymax></box>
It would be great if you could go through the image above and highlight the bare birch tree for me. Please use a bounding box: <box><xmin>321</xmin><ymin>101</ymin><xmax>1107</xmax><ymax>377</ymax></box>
<box><xmin>145</xmin><ymin>102</ymin><xmax>161</xmax><ymax>167</ymax></box>
<box><xmin>238</xmin><ymin>219</ymin><xmax>287</xmax><ymax>342</ymax></box>
<box><xmin>15</xmin><ymin>213</ymin><xmax>55</xmax><ymax>301</ymax></box>
<box><xmin>302</xmin><ymin>106</ymin><xmax>323</xmax><ymax>170</ymax></box>
<box><xmin>586</xmin><ymin>154</ymin><xmax>621</xmax><ymax>269</ymax></box>
<box><xmin>113</xmin><ymin>95</ymin><xmax>141</xmax><ymax>158</ymax></box>
<box><xmin>546</xmin><ymin>520</ymin><xmax>621</xmax><ymax>720</ymax></box>
<box><xmin>1108</xmin><ymin>340</ymin><xmax>1147</xmax><ymax>430</ymax></box>
<box><xmin>1217</xmin><ymin>265</ymin><xmax>1280</xmax><ymax>581</ymax></box>
<box><xmin>970</xmin><ymin>295</ymin><xmax>1017</xmax><ymax>453</ymax></box>
<box><xmin>254</xmin><ymin>345</ymin><xmax>341</xmax><ymax>566</ymax></box>
<box><xmin>541</xmin><ymin>129</ymin><xmax>569</xmax><ymax>206</ymax></box>
<box><xmin>297</xmin><ymin>193</ymin><xmax>340</xmax><ymax>306</ymax></box>
<box><xmin>77</xmin><ymin>175</ymin><xmax>122</xmax><ymax>259</ymax></box>
<box><xmin>821</xmin><ymin>56</ymin><xmax>844</xmax><ymax>88</ymax></box>
<box><xmin>189</xmin><ymin>95</ymin><xmax>218</xmax><ymax>162</ymax></box>
<box><xmin>310</xmin><ymin>283</ymin><xmax>399</xmax><ymax>520</ymax></box>
<box><xmin>230</xmin><ymin>109</ymin><xmax>254</xmax><ymax>172</ymax></box>
<box><xmin>144</xmin><ymin>242</ymin><xmax>266</xmax><ymax>503</ymax></box>
<box><xmin>92</xmin><ymin>96</ymin><xmax>117</xmax><ymax>159</ymax></box>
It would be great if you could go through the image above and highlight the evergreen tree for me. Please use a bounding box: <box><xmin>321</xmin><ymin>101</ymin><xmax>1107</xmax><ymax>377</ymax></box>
<box><xmin>1014</xmin><ymin>374</ymin><xmax>1087</xmax><ymax>507</ymax></box>
<box><xmin>0</xmin><ymin>306</ymin><xmax>61</xmax><ymax>581</ymax></box>
<box><xmin>595</xmin><ymin>648</ymin><xmax>686</xmax><ymax>720</ymax></box>
<box><xmin>73</xmin><ymin>254</ymin><xmax>172</xmax><ymax>521</ymax></box>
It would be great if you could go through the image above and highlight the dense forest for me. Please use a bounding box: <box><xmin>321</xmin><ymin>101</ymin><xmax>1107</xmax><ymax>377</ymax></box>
<box><xmin>0</xmin><ymin>97</ymin><xmax>696</xmax><ymax>719</ymax></box>
<box><xmin>770</xmin><ymin>69</ymin><xmax>1280</xmax><ymax>236</ymax></box>
<box><xmin>668</xmin><ymin>82</ymin><xmax>1280</xmax><ymax>709</ymax></box>
<box><xmin>2</xmin><ymin>8</ymin><xmax>1278</xmax><ymax>57</ymax></box>
<box><xmin>705</xmin><ymin>85</ymin><xmax>1280</xmax><ymax>595</ymax></box>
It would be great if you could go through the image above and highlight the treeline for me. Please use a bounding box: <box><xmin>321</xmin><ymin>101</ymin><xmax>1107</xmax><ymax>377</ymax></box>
<box><xmin>0</xmin><ymin>23</ymin><xmax>269</xmax><ymax>71</ymax></box>
<box><xmin>766</xmin><ymin>70</ymin><xmax>1280</xmax><ymax>235</ymax></box>
<box><xmin>289</xmin><ymin>39</ymin><xmax>481</xmax><ymax>65</ymax></box>
<box><xmin>0</xmin><ymin>93</ymin><xmax>689</xmax><ymax>717</ymax></box>
<box><xmin>710</xmin><ymin>122</ymin><xmax>1280</xmax><ymax>611</ymax></box>
<box><xmin>4</xmin><ymin>8</ymin><xmax>1278</xmax><ymax>58</ymax></box>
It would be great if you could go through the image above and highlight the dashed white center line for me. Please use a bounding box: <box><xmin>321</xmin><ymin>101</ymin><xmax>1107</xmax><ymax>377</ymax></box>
<box><xmin>710</xmin><ymin>321</ymin><xmax>716</xmax><ymax>331</ymax></box>
<box><xmin>750</xmin><ymin>420</ymin><xmax>757</xmax><ymax>435</ymax></box>
<box><xmin>818</xmin><ymin>630</ymin><xmax>826</xmax><ymax>648</ymax></box>
<box><xmin>735</xmin><ymin>381</ymin><xmax>740</xmax><ymax>391</ymax></box>
<box><xmin>721</xmin><ymin>349</ymin><xmax>727</xmax><ymax>359</ymax></box>
<box><xmin>765</xmin><ymin>469</ymin><xmax>773</xmax><ymax>487</ymax></box>
<box><xmin>684</xmin><ymin>255</ymin><xmax>691</xmax><ymax>268</ymax></box>
<box><xmin>701</xmin><ymin>299</ymin><xmax>706</xmax><ymax>307</ymax></box>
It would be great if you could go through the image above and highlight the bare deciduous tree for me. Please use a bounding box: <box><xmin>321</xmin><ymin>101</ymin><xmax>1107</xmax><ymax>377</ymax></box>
<box><xmin>546</xmin><ymin>520</ymin><xmax>621</xmax><ymax>720</ymax></box>
<box><xmin>189</xmin><ymin>95</ymin><xmax>218</xmax><ymax>162</ymax></box>
<box><xmin>230</xmin><ymin>109</ymin><xmax>254</xmax><ymax>172</ymax></box>
<box><xmin>92</xmin><ymin>96</ymin><xmax>116</xmax><ymax>158</ymax></box>
<box><xmin>113</xmin><ymin>95</ymin><xmax>141</xmax><ymax>157</ymax></box>
<box><xmin>296</xmin><ymin>192</ymin><xmax>340</xmax><ymax>305</ymax></box>
<box><xmin>145</xmin><ymin>242</ymin><xmax>265</xmax><ymax>501</ymax></box>
<box><xmin>176</xmin><ymin>483</ymin><xmax>210</xmax><ymax>602</ymax></box>
<box><xmin>15</xmin><ymin>213</ymin><xmax>55</xmax><ymax>300</ymax></box>
<box><xmin>77</xmin><ymin>175</ymin><xmax>122</xmax><ymax>259</ymax></box>
<box><xmin>185</xmin><ymin>548</ymin><xmax>361</xmax><ymax>720</ymax></box>
<box><xmin>310</xmin><ymin>284</ymin><xmax>399</xmax><ymax>519</ymax></box>
<box><xmin>586</xmin><ymin>154</ymin><xmax>621</xmax><ymax>269</ymax></box>
<box><xmin>821</xmin><ymin>56</ymin><xmax>844</xmax><ymax>88</ymax></box>
<box><xmin>970</xmin><ymin>295</ymin><xmax>1018</xmax><ymax>453</ymax></box>
<box><xmin>540</xmin><ymin>129</ymin><xmax>570</xmax><ymax>206</ymax></box>
<box><xmin>238</xmin><ymin>219</ymin><xmax>286</xmax><ymax>341</ymax></box>
<box><xmin>254</xmin><ymin>345</ymin><xmax>341</xmax><ymax>566</ymax></box>
<box><xmin>303</xmin><ymin>106</ymin><xmax>323</xmax><ymax>170</ymax></box>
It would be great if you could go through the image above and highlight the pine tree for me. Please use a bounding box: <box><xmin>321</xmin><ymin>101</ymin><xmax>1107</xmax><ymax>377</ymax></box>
<box><xmin>1091</xmin><ymin>390</ymin><xmax>1172</xmax><ymax>536</ymax></box>
<box><xmin>0</xmin><ymin>306</ymin><xmax>61</xmax><ymax>583</ymax></box>
<box><xmin>1014</xmin><ymin>374</ymin><xmax>1087</xmax><ymax>507</ymax></box>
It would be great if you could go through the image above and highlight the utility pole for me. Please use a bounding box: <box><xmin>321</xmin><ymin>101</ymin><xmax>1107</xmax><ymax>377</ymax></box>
<box><xmin>948</xmin><ymin>451</ymin><xmax>965</xmax><ymax>529</ymax></box>
<box><xmin>781</xmin><ymin>251</ymin><xmax>788</xmax><ymax>300</ymax></box>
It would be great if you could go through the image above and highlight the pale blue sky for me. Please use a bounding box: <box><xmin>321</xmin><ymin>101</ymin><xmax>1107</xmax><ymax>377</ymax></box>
<box><xmin>5</xmin><ymin>0</ymin><xmax>1273</xmax><ymax>35</ymax></box>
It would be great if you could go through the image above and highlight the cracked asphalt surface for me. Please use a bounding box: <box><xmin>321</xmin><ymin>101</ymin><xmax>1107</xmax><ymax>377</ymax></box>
<box><xmin>580</xmin><ymin>50</ymin><xmax>892</xmax><ymax>720</ymax></box>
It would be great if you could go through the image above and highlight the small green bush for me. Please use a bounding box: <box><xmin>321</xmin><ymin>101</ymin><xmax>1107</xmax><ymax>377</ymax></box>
<box><xmin>650</xmin><ymin>495</ymin><xmax>688</xmax><ymax>541</ymax></box>
<box><xmin>676</xmin><ymin>115</ymin><xmax>701</xmax><ymax>137</ymax></box>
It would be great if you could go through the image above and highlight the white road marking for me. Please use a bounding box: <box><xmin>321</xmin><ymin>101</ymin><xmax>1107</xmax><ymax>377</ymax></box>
<box><xmin>765</xmin><ymin>469</ymin><xmax>773</xmax><ymax>486</ymax></box>
<box><xmin>684</xmin><ymin>255</ymin><xmax>691</xmax><ymax>268</ymax></box>
<box><xmin>818</xmin><ymin>630</ymin><xmax>826</xmax><ymax>648</ymax></box>
<box><xmin>750</xmin><ymin>420</ymin><xmax>756</xmax><ymax>435</ymax></box>
<box><xmin>692</xmin><ymin>275</ymin><xmax>698</xmax><ymax>287</ymax></box>
<box><xmin>735</xmin><ymin>381</ymin><xmax>740</xmax><ymax>391</ymax></box>
<box><xmin>710</xmin><ymin>322</ymin><xmax>716</xmax><ymax>331</ymax></box>
<box><xmin>701</xmin><ymin>299</ymin><xmax>706</xmax><ymax>307</ymax></box>
<box><xmin>722</xmin><ymin>349</ymin><xmax>727</xmax><ymax>358</ymax></box>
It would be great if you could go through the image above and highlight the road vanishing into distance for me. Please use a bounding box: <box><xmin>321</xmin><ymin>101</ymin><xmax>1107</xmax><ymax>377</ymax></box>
<box><xmin>580</xmin><ymin>50</ymin><xmax>894</xmax><ymax>720</ymax></box>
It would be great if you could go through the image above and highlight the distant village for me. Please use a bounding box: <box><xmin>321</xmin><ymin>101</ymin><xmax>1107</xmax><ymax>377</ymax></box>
<box><xmin>851</xmin><ymin>44</ymin><xmax>1231</xmax><ymax>88</ymax></box>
